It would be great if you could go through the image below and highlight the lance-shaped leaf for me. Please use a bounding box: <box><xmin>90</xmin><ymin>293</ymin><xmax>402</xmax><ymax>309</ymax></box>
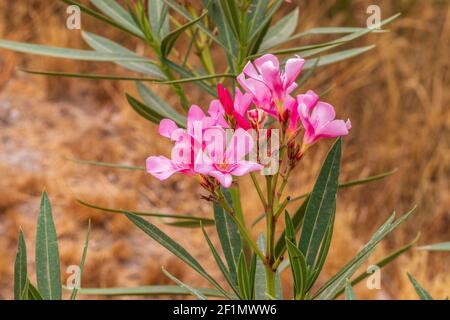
<box><xmin>127</xmin><ymin>93</ymin><xmax>161</xmax><ymax>125</ymax></box>
<box><xmin>254</xmin><ymin>234</ymin><xmax>267</xmax><ymax>300</ymax></box>
<box><xmin>74</xmin><ymin>285</ymin><xmax>231</xmax><ymax>298</ymax></box>
<box><xmin>407</xmin><ymin>273</ymin><xmax>433</xmax><ymax>300</ymax></box>
<box><xmin>148</xmin><ymin>0</ymin><xmax>170</xmax><ymax>39</ymax></box>
<box><xmin>299</xmin><ymin>139</ymin><xmax>341</xmax><ymax>267</ymax></box>
<box><xmin>162</xmin><ymin>268</ymin><xmax>207</xmax><ymax>300</ymax></box>
<box><xmin>82</xmin><ymin>31</ymin><xmax>165</xmax><ymax>78</ymax></box>
<box><xmin>14</xmin><ymin>229</ymin><xmax>27</xmax><ymax>300</ymax></box>
<box><xmin>274</xmin><ymin>197</ymin><xmax>309</xmax><ymax>259</ymax></box>
<box><xmin>202</xmin><ymin>226</ymin><xmax>239</xmax><ymax>295</ymax></box>
<box><xmin>63</xmin><ymin>0</ymin><xmax>144</xmax><ymax>38</ymax></box>
<box><xmin>303</xmin><ymin>46</ymin><xmax>376</xmax><ymax>69</ymax></box>
<box><xmin>218</xmin><ymin>0</ymin><xmax>240</xmax><ymax>40</ymax></box>
<box><xmin>70</xmin><ymin>220</ymin><xmax>91</xmax><ymax>300</ymax></box>
<box><xmin>259</xmin><ymin>7</ymin><xmax>299</xmax><ymax>52</ymax></box>
<box><xmin>67</xmin><ymin>157</ymin><xmax>145</xmax><ymax>171</ymax></box>
<box><xmin>0</xmin><ymin>39</ymin><xmax>152</xmax><ymax>62</ymax></box>
<box><xmin>333</xmin><ymin>233</ymin><xmax>420</xmax><ymax>298</ymax></box>
<box><xmin>161</xmin><ymin>11</ymin><xmax>208</xmax><ymax>57</ymax></box>
<box><xmin>213</xmin><ymin>189</ymin><xmax>242</xmax><ymax>287</ymax></box>
<box><xmin>247</xmin><ymin>0</ymin><xmax>269</xmax><ymax>36</ymax></box>
<box><xmin>36</xmin><ymin>191</ymin><xmax>62</xmax><ymax>300</ymax></box>
<box><xmin>285</xmin><ymin>239</ymin><xmax>308</xmax><ymax>300</ymax></box>
<box><xmin>314</xmin><ymin>208</ymin><xmax>416</xmax><ymax>300</ymax></box>
<box><xmin>136</xmin><ymin>82</ymin><xmax>186</xmax><ymax>127</ymax></box>
<box><xmin>77</xmin><ymin>199</ymin><xmax>214</xmax><ymax>225</ymax></box>
<box><xmin>125</xmin><ymin>213</ymin><xmax>231</xmax><ymax>298</ymax></box>
<box><xmin>90</xmin><ymin>0</ymin><xmax>144</xmax><ymax>37</ymax></box>
<box><xmin>237</xmin><ymin>252</ymin><xmax>251</xmax><ymax>300</ymax></box>
<box><xmin>26</xmin><ymin>280</ymin><xmax>43</xmax><ymax>300</ymax></box>
<box><xmin>417</xmin><ymin>242</ymin><xmax>450</xmax><ymax>252</ymax></box>
<box><xmin>250</xmin><ymin>0</ymin><xmax>283</xmax><ymax>39</ymax></box>
<box><xmin>345</xmin><ymin>281</ymin><xmax>356</xmax><ymax>300</ymax></box>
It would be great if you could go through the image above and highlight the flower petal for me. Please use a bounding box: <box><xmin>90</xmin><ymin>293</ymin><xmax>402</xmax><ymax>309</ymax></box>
<box><xmin>284</xmin><ymin>57</ymin><xmax>305</xmax><ymax>87</ymax></box>
<box><xmin>254</xmin><ymin>54</ymin><xmax>279</xmax><ymax>73</ymax></box>
<box><xmin>146</xmin><ymin>156</ymin><xmax>178</xmax><ymax>180</ymax></box>
<box><xmin>316</xmin><ymin>119</ymin><xmax>350</xmax><ymax>139</ymax></box>
<box><xmin>209</xmin><ymin>170</ymin><xmax>233</xmax><ymax>188</ymax></box>
<box><xmin>310</xmin><ymin>102</ymin><xmax>336</xmax><ymax>127</ymax></box>
<box><xmin>230</xmin><ymin>161</ymin><xmax>263</xmax><ymax>176</ymax></box>
<box><xmin>158</xmin><ymin>119</ymin><xmax>178</xmax><ymax>139</ymax></box>
<box><xmin>225</xmin><ymin>128</ymin><xmax>254</xmax><ymax>163</ymax></box>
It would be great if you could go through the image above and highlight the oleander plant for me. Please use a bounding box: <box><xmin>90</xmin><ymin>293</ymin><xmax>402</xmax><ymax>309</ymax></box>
<box><xmin>3</xmin><ymin>0</ymin><xmax>442</xmax><ymax>300</ymax></box>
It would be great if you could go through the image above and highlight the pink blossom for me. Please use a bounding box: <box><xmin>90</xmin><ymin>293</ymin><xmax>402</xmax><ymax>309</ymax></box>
<box><xmin>238</xmin><ymin>54</ymin><xmax>305</xmax><ymax>113</ymax></box>
<box><xmin>195</xmin><ymin>128</ymin><xmax>263</xmax><ymax>188</ymax></box>
<box><xmin>217</xmin><ymin>84</ymin><xmax>253</xmax><ymax>129</ymax></box>
<box><xmin>298</xmin><ymin>90</ymin><xmax>352</xmax><ymax>146</ymax></box>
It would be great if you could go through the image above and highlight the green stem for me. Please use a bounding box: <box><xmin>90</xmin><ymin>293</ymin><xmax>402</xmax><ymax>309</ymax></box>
<box><xmin>265</xmin><ymin>265</ymin><xmax>276</xmax><ymax>298</ymax></box>
<box><xmin>250</xmin><ymin>173</ymin><xmax>267</xmax><ymax>208</ymax></box>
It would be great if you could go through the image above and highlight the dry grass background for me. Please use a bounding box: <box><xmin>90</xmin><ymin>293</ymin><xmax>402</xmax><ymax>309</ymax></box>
<box><xmin>0</xmin><ymin>0</ymin><xmax>448</xmax><ymax>300</ymax></box>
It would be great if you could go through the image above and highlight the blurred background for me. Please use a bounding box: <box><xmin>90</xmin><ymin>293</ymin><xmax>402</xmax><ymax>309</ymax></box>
<box><xmin>0</xmin><ymin>0</ymin><xmax>448</xmax><ymax>299</ymax></box>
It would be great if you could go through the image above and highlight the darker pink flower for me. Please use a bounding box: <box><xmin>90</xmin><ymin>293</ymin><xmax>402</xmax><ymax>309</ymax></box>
<box><xmin>298</xmin><ymin>90</ymin><xmax>352</xmax><ymax>146</ymax></box>
<box><xmin>217</xmin><ymin>84</ymin><xmax>253</xmax><ymax>129</ymax></box>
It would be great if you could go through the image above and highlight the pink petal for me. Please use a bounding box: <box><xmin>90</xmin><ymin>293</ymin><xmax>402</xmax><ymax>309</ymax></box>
<box><xmin>284</xmin><ymin>57</ymin><xmax>305</xmax><ymax>88</ymax></box>
<box><xmin>242</xmin><ymin>61</ymin><xmax>259</xmax><ymax>78</ymax></box>
<box><xmin>209</xmin><ymin>170</ymin><xmax>233</xmax><ymax>188</ymax></box>
<box><xmin>310</xmin><ymin>102</ymin><xmax>336</xmax><ymax>128</ymax></box>
<box><xmin>225</xmin><ymin>128</ymin><xmax>254</xmax><ymax>163</ymax></box>
<box><xmin>146</xmin><ymin>156</ymin><xmax>178</xmax><ymax>180</ymax></box>
<box><xmin>230</xmin><ymin>161</ymin><xmax>263</xmax><ymax>176</ymax></box>
<box><xmin>158</xmin><ymin>119</ymin><xmax>178</xmax><ymax>139</ymax></box>
<box><xmin>188</xmin><ymin>105</ymin><xmax>206</xmax><ymax>123</ymax></box>
<box><xmin>316</xmin><ymin>119</ymin><xmax>350</xmax><ymax>139</ymax></box>
<box><xmin>260</xmin><ymin>61</ymin><xmax>283</xmax><ymax>96</ymax></box>
<box><xmin>254</xmin><ymin>54</ymin><xmax>279</xmax><ymax>73</ymax></box>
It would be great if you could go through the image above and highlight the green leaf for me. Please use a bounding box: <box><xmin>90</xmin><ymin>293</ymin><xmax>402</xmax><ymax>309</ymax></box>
<box><xmin>274</xmin><ymin>196</ymin><xmax>309</xmax><ymax>259</ymax></box>
<box><xmin>0</xmin><ymin>39</ymin><xmax>153</xmax><ymax>62</ymax></box>
<box><xmin>417</xmin><ymin>242</ymin><xmax>450</xmax><ymax>252</ymax></box>
<box><xmin>250</xmin><ymin>0</ymin><xmax>283</xmax><ymax>39</ymax></box>
<box><xmin>164</xmin><ymin>0</ymin><xmax>224</xmax><ymax>49</ymax></box>
<box><xmin>259</xmin><ymin>7</ymin><xmax>299</xmax><ymax>52</ymax></box>
<box><xmin>407</xmin><ymin>273</ymin><xmax>433</xmax><ymax>300</ymax></box>
<box><xmin>136</xmin><ymin>82</ymin><xmax>186</xmax><ymax>127</ymax></box>
<box><xmin>345</xmin><ymin>281</ymin><xmax>356</xmax><ymax>300</ymax></box>
<box><xmin>254</xmin><ymin>234</ymin><xmax>267</xmax><ymax>300</ymax></box>
<box><xmin>247</xmin><ymin>0</ymin><xmax>269</xmax><ymax>36</ymax></box>
<box><xmin>268</xmin><ymin>13</ymin><xmax>400</xmax><ymax>57</ymax></box>
<box><xmin>126</xmin><ymin>93</ymin><xmax>161</xmax><ymax>124</ymax></box>
<box><xmin>291</xmin><ymin>169</ymin><xmax>398</xmax><ymax>203</ymax></box>
<box><xmin>201</xmin><ymin>226</ymin><xmax>240</xmax><ymax>296</ymax></box>
<box><xmin>77</xmin><ymin>199</ymin><xmax>214</xmax><ymax>225</ymax></box>
<box><xmin>90</xmin><ymin>0</ymin><xmax>144</xmax><ymax>37</ymax></box>
<box><xmin>66</xmin><ymin>157</ymin><xmax>145</xmax><ymax>171</ymax></box>
<box><xmin>62</xmin><ymin>0</ymin><xmax>145</xmax><ymax>39</ymax></box>
<box><xmin>14</xmin><ymin>229</ymin><xmax>27</xmax><ymax>300</ymax></box>
<box><xmin>285</xmin><ymin>239</ymin><xmax>308</xmax><ymax>300</ymax></box>
<box><xmin>82</xmin><ymin>31</ymin><xmax>165</xmax><ymax>78</ymax></box>
<box><xmin>162</xmin><ymin>268</ymin><xmax>207</xmax><ymax>300</ymax></box>
<box><xmin>74</xmin><ymin>285</ymin><xmax>231</xmax><ymax>298</ymax></box>
<box><xmin>303</xmin><ymin>46</ymin><xmax>376</xmax><ymax>69</ymax></box>
<box><xmin>314</xmin><ymin>208</ymin><xmax>416</xmax><ymax>300</ymax></box>
<box><xmin>299</xmin><ymin>139</ymin><xmax>341</xmax><ymax>267</ymax></box>
<box><xmin>213</xmin><ymin>189</ymin><xmax>242</xmax><ymax>287</ymax></box>
<box><xmin>237</xmin><ymin>252</ymin><xmax>251</xmax><ymax>300</ymax></box>
<box><xmin>26</xmin><ymin>280</ymin><xmax>43</xmax><ymax>300</ymax></box>
<box><xmin>70</xmin><ymin>220</ymin><xmax>91</xmax><ymax>300</ymax></box>
<box><xmin>125</xmin><ymin>213</ymin><xmax>231</xmax><ymax>298</ymax></box>
<box><xmin>333</xmin><ymin>233</ymin><xmax>420</xmax><ymax>298</ymax></box>
<box><xmin>161</xmin><ymin>11</ymin><xmax>208</xmax><ymax>57</ymax></box>
<box><xmin>218</xmin><ymin>0</ymin><xmax>240</xmax><ymax>40</ymax></box>
<box><xmin>148</xmin><ymin>0</ymin><xmax>170</xmax><ymax>39</ymax></box>
<box><xmin>36</xmin><ymin>191</ymin><xmax>62</xmax><ymax>300</ymax></box>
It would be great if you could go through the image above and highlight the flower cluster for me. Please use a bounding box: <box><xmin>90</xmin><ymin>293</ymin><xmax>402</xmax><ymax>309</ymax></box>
<box><xmin>147</xmin><ymin>54</ymin><xmax>351</xmax><ymax>189</ymax></box>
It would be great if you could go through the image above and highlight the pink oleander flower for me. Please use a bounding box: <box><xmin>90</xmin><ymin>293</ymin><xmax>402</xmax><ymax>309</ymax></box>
<box><xmin>238</xmin><ymin>54</ymin><xmax>305</xmax><ymax>115</ymax></box>
<box><xmin>195</xmin><ymin>128</ymin><xmax>263</xmax><ymax>188</ymax></box>
<box><xmin>298</xmin><ymin>90</ymin><xmax>352</xmax><ymax>147</ymax></box>
<box><xmin>217</xmin><ymin>84</ymin><xmax>253</xmax><ymax>130</ymax></box>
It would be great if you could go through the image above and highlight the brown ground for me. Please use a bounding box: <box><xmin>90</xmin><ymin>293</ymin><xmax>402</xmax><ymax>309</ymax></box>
<box><xmin>0</xmin><ymin>0</ymin><xmax>449</xmax><ymax>300</ymax></box>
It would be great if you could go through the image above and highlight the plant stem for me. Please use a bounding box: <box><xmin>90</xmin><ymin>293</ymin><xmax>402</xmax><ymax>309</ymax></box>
<box><xmin>250</xmin><ymin>173</ymin><xmax>267</xmax><ymax>208</ymax></box>
<box><xmin>265</xmin><ymin>265</ymin><xmax>276</xmax><ymax>298</ymax></box>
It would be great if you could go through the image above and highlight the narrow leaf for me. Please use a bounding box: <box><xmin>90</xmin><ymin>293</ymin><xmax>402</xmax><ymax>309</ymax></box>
<box><xmin>417</xmin><ymin>242</ymin><xmax>450</xmax><ymax>252</ymax></box>
<box><xmin>14</xmin><ymin>229</ymin><xmax>27</xmax><ymax>300</ymax></box>
<box><xmin>254</xmin><ymin>234</ymin><xmax>267</xmax><ymax>300</ymax></box>
<box><xmin>70</xmin><ymin>220</ymin><xmax>91</xmax><ymax>300</ymax></box>
<box><xmin>237</xmin><ymin>252</ymin><xmax>251</xmax><ymax>300</ymax></box>
<box><xmin>125</xmin><ymin>213</ymin><xmax>231</xmax><ymax>298</ymax></box>
<box><xmin>299</xmin><ymin>139</ymin><xmax>341</xmax><ymax>267</ymax></box>
<box><xmin>259</xmin><ymin>8</ymin><xmax>299</xmax><ymax>51</ymax></box>
<box><xmin>162</xmin><ymin>268</ymin><xmax>207</xmax><ymax>300</ymax></box>
<box><xmin>66</xmin><ymin>157</ymin><xmax>145</xmax><ymax>171</ymax></box>
<box><xmin>286</xmin><ymin>239</ymin><xmax>307</xmax><ymax>300</ymax></box>
<box><xmin>36</xmin><ymin>191</ymin><xmax>62</xmax><ymax>300</ymax></box>
<box><xmin>407</xmin><ymin>273</ymin><xmax>433</xmax><ymax>300</ymax></box>
<box><xmin>161</xmin><ymin>11</ymin><xmax>207</xmax><ymax>57</ymax></box>
<box><xmin>345</xmin><ymin>281</ymin><xmax>356</xmax><ymax>300</ymax></box>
